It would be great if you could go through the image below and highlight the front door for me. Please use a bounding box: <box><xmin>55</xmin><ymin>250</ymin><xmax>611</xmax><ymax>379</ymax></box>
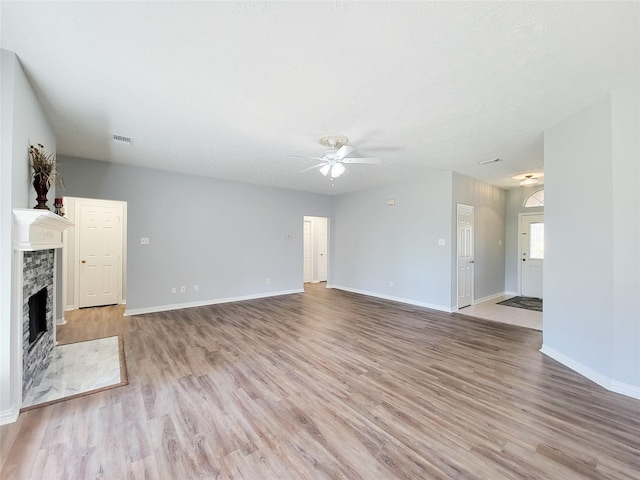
<box><xmin>457</xmin><ymin>204</ymin><xmax>474</xmax><ymax>308</ymax></box>
<box><xmin>78</xmin><ymin>202</ymin><xmax>123</xmax><ymax>307</ymax></box>
<box><xmin>520</xmin><ymin>214</ymin><xmax>544</xmax><ymax>298</ymax></box>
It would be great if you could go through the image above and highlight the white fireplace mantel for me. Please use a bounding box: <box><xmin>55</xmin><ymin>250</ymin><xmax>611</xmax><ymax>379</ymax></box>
<box><xmin>13</xmin><ymin>209</ymin><xmax>74</xmax><ymax>251</ymax></box>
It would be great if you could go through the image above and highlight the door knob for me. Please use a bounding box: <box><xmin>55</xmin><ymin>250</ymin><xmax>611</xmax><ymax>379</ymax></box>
<box><xmin>81</xmin><ymin>260</ymin><xmax>86</xmax><ymax>264</ymax></box>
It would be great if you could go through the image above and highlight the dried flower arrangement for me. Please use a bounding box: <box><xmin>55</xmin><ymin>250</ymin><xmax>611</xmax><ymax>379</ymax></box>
<box><xmin>29</xmin><ymin>143</ymin><xmax>63</xmax><ymax>188</ymax></box>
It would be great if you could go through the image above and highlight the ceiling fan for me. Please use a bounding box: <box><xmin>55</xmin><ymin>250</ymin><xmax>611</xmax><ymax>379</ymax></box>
<box><xmin>290</xmin><ymin>135</ymin><xmax>381</xmax><ymax>178</ymax></box>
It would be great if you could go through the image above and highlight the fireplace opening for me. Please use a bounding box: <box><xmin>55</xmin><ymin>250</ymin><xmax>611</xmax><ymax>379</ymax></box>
<box><xmin>28</xmin><ymin>287</ymin><xmax>48</xmax><ymax>349</ymax></box>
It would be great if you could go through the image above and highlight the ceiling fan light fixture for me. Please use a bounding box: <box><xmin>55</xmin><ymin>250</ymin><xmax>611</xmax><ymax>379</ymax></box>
<box><xmin>331</xmin><ymin>163</ymin><xmax>345</xmax><ymax>178</ymax></box>
<box><xmin>319</xmin><ymin>164</ymin><xmax>331</xmax><ymax>176</ymax></box>
<box><xmin>319</xmin><ymin>134</ymin><xmax>348</xmax><ymax>149</ymax></box>
<box><xmin>520</xmin><ymin>175</ymin><xmax>539</xmax><ymax>187</ymax></box>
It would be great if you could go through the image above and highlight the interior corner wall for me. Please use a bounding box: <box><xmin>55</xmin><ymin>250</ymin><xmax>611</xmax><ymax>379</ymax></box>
<box><xmin>610</xmin><ymin>82</ymin><xmax>639</xmax><ymax>390</ymax></box>
<box><xmin>504</xmin><ymin>187</ymin><xmax>544</xmax><ymax>293</ymax></box>
<box><xmin>543</xmin><ymin>82</ymin><xmax>640</xmax><ymax>397</ymax></box>
<box><xmin>451</xmin><ymin>173</ymin><xmax>506</xmax><ymax>305</ymax></box>
<box><xmin>57</xmin><ymin>156</ymin><xmax>333</xmax><ymax>313</ymax></box>
<box><xmin>1</xmin><ymin>49</ymin><xmax>56</xmax><ymax>424</ymax></box>
<box><xmin>331</xmin><ymin>172</ymin><xmax>454</xmax><ymax>311</ymax></box>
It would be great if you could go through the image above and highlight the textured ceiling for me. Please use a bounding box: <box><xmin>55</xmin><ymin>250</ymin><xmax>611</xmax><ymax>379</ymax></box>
<box><xmin>2</xmin><ymin>1</ymin><xmax>638</xmax><ymax>194</ymax></box>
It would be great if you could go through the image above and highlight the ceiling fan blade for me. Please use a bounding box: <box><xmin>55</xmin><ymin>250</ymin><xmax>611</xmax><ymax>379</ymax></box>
<box><xmin>334</xmin><ymin>145</ymin><xmax>355</xmax><ymax>160</ymax></box>
<box><xmin>297</xmin><ymin>163</ymin><xmax>326</xmax><ymax>173</ymax></box>
<box><xmin>289</xmin><ymin>154</ymin><xmax>327</xmax><ymax>162</ymax></box>
<box><xmin>341</xmin><ymin>157</ymin><xmax>382</xmax><ymax>164</ymax></box>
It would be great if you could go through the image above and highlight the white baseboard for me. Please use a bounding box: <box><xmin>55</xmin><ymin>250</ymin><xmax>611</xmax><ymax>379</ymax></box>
<box><xmin>504</xmin><ymin>291</ymin><xmax>519</xmax><ymax>297</ymax></box>
<box><xmin>473</xmin><ymin>291</ymin><xmax>508</xmax><ymax>305</ymax></box>
<box><xmin>124</xmin><ymin>289</ymin><xmax>304</xmax><ymax>316</ymax></box>
<box><xmin>56</xmin><ymin>317</ymin><xmax>67</xmax><ymax>326</ymax></box>
<box><xmin>540</xmin><ymin>344</ymin><xmax>640</xmax><ymax>400</ymax></box>
<box><xmin>328</xmin><ymin>285</ymin><xmax>453</xmax><ymax>313</ymax></box>
<box><xmin>0</xmin><ymin>404</ymin><xmax>19</xmax><ymax>426</ymax></box>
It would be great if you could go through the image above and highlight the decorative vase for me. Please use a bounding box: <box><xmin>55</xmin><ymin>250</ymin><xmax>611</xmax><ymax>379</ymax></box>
<box><xmin>33</xmin><ymin>174</ymin><xmax>50</xmax><ymax>210</ymax></box>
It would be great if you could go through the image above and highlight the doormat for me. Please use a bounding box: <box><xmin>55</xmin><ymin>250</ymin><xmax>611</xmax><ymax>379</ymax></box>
<box><xmin>497</xmin><ymin>296</ymin><xmax>542</xmax><ymax>312</ymax></box>
<box><xmin>21</xmin><ymin>335</ymin><xmax>128</xmax><ymax>411</ymax></box>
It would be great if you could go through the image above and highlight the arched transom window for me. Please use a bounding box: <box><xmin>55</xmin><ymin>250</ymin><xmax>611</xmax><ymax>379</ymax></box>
<box><xmin>524</xmin><ymin>189</ymin><xmax>544</xmax><ymax>207</ymax></box>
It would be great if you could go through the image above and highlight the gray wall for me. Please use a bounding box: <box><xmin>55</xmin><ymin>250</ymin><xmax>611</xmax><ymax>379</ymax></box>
<box><xmin>504</xmin><ymin>187</ymin><xmax>544</xmax><ymax>293</ymax></box>
<box><xmin>1</xmin><ymin>50</ymin><xmax>57</xmax><ymax>421</ymax></box>
<box><xmin>331</xmin><ymin>172</ymin><xmax>454</xmax><ymax>311</ymax></box>
<box><xmin>610</xmin><ymin>83</ymin><xmax>639</xmax><ymax>387</ymax></box>
<box><xmin>58</xmin><ymin>156</ymin><xmax>334</xmax><ymax>312</ymax></box>
<box><xmin>452</xmin><ymin>172</ymin><xmax>506</xmax><ymax>305</ymax></box>
<box><xmin>544</xmin><ymin>81</ymin><xmax>639</xmax><ymax>392</ymax></box>
<box><xmin>330</xmin><ymin>171</ymin><xmax>506</xmax><ymax>311</ymax></box>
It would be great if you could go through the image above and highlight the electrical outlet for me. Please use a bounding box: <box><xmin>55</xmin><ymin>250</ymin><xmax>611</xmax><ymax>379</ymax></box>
<box><xmin>266</xmin><ymin>278</ymin><xmax>270</xmax><ymax>285</ymax></box>
<box><xmin>389</xmin><ymin>280</ymin><xmax>394</xmax><ymax>287</ymax></box>
<box><xmin>180</xmin><ymin>286</ymin><xmax>186</xmax><ymax>293</ymax></box>
<box><xmin>171</xmin><ymin>287</ymin><xmax>176</xmax><ymax>294</ymax></box>
<box><xmin>194</xmin><ymin>284</ymin><xmax>199</xmax><ymax>292</ymax></box>
<box><xmin>141</xmin><ymin>237</ymin><xmax>150</xmax><ymax>245</ymax></box>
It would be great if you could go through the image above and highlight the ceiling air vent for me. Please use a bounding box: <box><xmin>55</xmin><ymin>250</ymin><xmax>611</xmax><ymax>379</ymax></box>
<box><xmin>112</xmin><ymin>134</ymin><xmax>133</xmax><ymax>145</ymax></box>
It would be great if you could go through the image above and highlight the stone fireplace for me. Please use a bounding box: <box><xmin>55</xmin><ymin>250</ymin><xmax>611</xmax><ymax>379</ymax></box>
<box><xmin>22</xmin><ymin>250</ymin><xmax>55</xmax><ymax>396</ymax></box>
<box><xmin>13</xmin><ymin>209</ymin><xmax>73</xmax><ymax>399</ymax></box>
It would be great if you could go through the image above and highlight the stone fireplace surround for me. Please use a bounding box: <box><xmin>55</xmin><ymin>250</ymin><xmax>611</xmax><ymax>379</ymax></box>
<box><xmin>22</xmin><ymin>250</ymin><xmax>55</xmax><ymax>396</ymax></box>
<box><xmin>13</xmin><ymin>209</ymin><xmax>73</xmax><ymax>402</ymax></box>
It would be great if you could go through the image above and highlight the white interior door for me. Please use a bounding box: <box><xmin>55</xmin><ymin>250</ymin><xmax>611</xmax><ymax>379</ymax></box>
<box><xmin>318</xmin><ymin>218</ymin><xmax>328</xmax><ymax>282</ymax></box>
<box><xmin>457</xmin><ymin>204</ymin><xmax>474</xmax><ymax>309</ymax></box>
<box><xmin>78</xmin><ymin>202</ymin><xmax>123</xmax><ymax>308</ymax></box>
<box><xmin>303</xmin><ymin>220</ymin><xmax>312</xmax><ymax>283</ymax></box>
<box><xmin>520</xmin><ymin>214</ymin><xmax>544</xmax><ymax>298</ymax></box>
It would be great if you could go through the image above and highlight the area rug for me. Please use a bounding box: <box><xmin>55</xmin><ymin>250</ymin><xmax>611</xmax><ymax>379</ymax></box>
<box><xmin>21</xmin><ymin>335</ymin><xmax>128</xmax><ymax>411</ymax></box>
<box><xmin>497</xmin><ymin>296</ymin><xmax>542</xmax><ymax>312</ymax></box>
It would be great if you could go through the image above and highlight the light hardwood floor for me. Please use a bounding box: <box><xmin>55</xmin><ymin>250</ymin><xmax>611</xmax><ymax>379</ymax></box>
<box><xmin>2</xmin><ymin>284</ymin><xmax>638</xmax><ymax>479</ymax></box>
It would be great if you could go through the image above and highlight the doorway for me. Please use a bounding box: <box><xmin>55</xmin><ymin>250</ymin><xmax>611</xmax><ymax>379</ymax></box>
<box><xmin>303</xmin><ymin>216</ymin><xmax>328</xmax><ymax>284</ymax></box>
<box><xmin>457</xmin><ymin>204</ymin><xmax>474</xmax><ymax>309</ymax></box>
<box><xmin>519</xmin><ymin>213</ymin><xmax>544</xmax><ymax>298</ymax></box>
<box><xmin>62</xmin><ymin>197</ymin><xmax>127</xmax><ymax>311</ymax></box>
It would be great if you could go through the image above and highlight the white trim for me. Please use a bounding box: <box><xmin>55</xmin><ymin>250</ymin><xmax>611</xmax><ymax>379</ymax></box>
<box><xmin>540</xmin><ymin>344</ymin><xmax>640</xmax><ymax>400</ymax></box>
<box><xmin>12</xmin><ymin>209</ymin><xmax>74</xmax><ymax>251</ymax></box>
<box><xmin>124</xmin><ymin>289</ymin><xmax>304</xmax><ymax>316</ymax></box>
<box><xmin>11</xmin><ymin>250</ymin><xmax>23</xmax><ymax>424</ymax></box>
<box><xmin>56</xmin><ymin>317</ymin><xmax>67</xmax><ymax>326</ymax></box>
<box><xmin>0</xmin><ymin>404</ymin><xmax>19</xmax><ymax>426</ymax></box>
<box><xmin>328</xmin><ymin>285</ymin><xmax>454</xmax><ymax>313</ymax></box>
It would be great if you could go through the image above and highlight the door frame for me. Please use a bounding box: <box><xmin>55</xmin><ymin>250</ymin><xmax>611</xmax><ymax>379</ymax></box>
<box><xmin>302</xmin><ymin>215</ymin><xmax>329</xmax><ymax>285</ymax></box>
<box><xmin>62</xmin><ymin>197</ymin><xmax>127</xmax><ymax>312</ymax></box>
<box><xmin>517</xmin><ymin>212</ymin><xmax>544</xmax><ymax>296</ymax></box>
<box><xmin>303</xmin><ymin>219</ymin><xmax>313</xmax><ymax>283</ymax></box>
